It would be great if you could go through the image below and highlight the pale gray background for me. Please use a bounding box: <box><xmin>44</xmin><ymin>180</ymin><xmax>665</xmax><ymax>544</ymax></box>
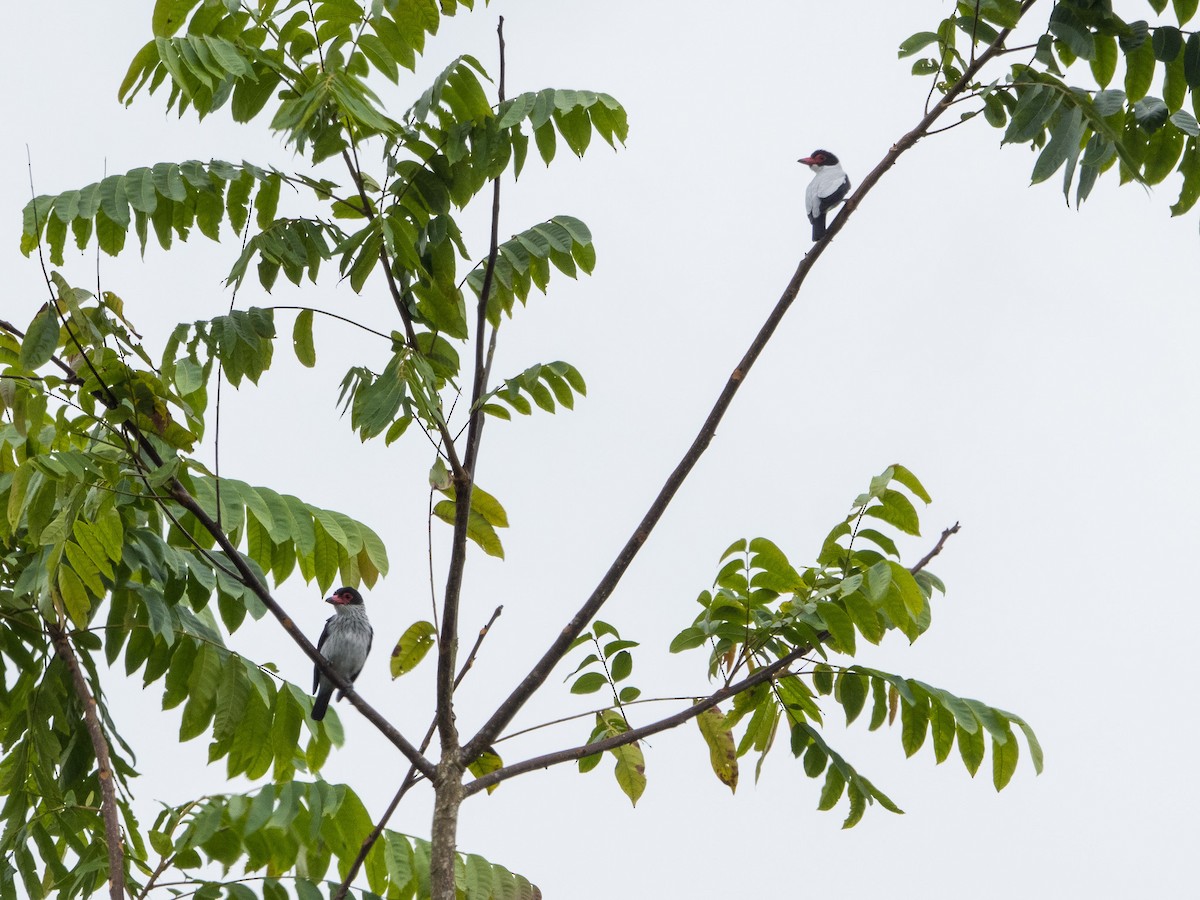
<box><xmin>6</xmin><ymin>2</ymin><xmax>1197</xmax><ymax>897</ymax></box>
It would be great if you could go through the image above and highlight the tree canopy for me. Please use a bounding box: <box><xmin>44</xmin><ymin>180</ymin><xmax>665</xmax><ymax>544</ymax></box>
<box><xmin>3</xmin><ymin>1</ymin><xmax>1197</xmax><ymax>898</ymax></box>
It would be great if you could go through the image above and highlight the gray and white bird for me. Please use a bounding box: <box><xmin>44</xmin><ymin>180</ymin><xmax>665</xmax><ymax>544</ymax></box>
<box><xmin>799</xmin><ymin>149</ymin><xmax>851</xmax><ymax>241</ymax></box>
<box><xmin>311</xmin><ymin>586</ymin><xmax>373</xmax><ymax>721</ymax></box>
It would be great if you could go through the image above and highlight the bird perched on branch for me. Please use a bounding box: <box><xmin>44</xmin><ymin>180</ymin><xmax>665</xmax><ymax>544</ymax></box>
<box><xmin>311</xmin><ymin>586</ymin><xmax>373</xmax><ymax>721</ymax></box>
<box><xmin>799</xmin><ymin>149</ymin><xmax>851</xmax><ymax>241</ymax></box>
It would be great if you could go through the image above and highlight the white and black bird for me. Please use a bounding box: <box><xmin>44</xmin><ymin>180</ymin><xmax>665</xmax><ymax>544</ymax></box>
<box><xmin>799</xmin><ymin>149</ymin><xmax>851</xmax><ymax>241</ymax></box>
<box><xmin>311</xmin><ymin>586</ymin><xmax>373</xmax><ymax>721</ymax></box>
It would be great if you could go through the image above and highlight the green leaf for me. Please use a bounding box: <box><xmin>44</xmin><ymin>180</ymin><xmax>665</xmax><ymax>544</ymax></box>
<box><xmin>1031</xmin><ymin>105</ymin><xmax>1086</xmax><ymax>184</ymax></box>
<box><xmin>1153</xmin><ymin>26</ymin><xmax>1183</xmax><ymax>62</ymax></box>
<box><xmin>1143</xmin><ymin>122</ymin><xmax>1185</xmax><ymax>184</ymax></box>
<box><xmin>863</xmin><ymin>490</ymin><xmax>921</xmax><ymax>536</ymax></box>
<box><xmin>1125</xmin><ymin>39</ymin><xmax>1156</xmax><ymax>103</ymax></box>
<box><xmin>817</xmin><ymin>764</ymin><xmax>846</xmax><ymax>811</ymax></box>
<box><xmin>1133</xmin><ymin>96</ymin><xmax>1170</xmax><ymax>133</ymax></box>
<box><xmin>292</xmin><ymin>308</ymin><xmax>316</xmax><ymax>367</ymax></box>
<box><xmin>817</xmin><ymin>602</ymin><xmax>855</xmax><ymax>655</ymax></box>
<box><xmin>900</xmin><ymin>690</ymin><xmax>930</xmax><ymax>757</ymax></box>
<box><xmin>1090</xmin><ymin>33</ymin><xmax>1118</xmax><ymax>87</ymax></box>
<box><xmin>19</xmin><ymin>308</ymin><xmax>60</xmax><ymax>371</ymax></box>
<box><xmin>992</xmin><ymin>725</ymin><xmax>1019</xmax><ymax>790</ymax></box>
<box><xmin>390</xmin><ymin>620</ymin><xmax>436</xmax><ymax>677</ymax></box>
<box><xmin>1185</xmin><ymin>33</ymin><xmax>1200</xmax><ymax>88</ymax></box>
<box><xmin>1049</xmin><ymin>5</ymin><xmax>1094</xmax><ymax>59</ymax></box>
<box><xmin>898</xmin><ymin>31</ymin><xmax>940</xmax><ymax>58</ymax></box>
<box><xmin>1003</xmin><ymin>84</ymin><xmax>1062</xmax><ymax>144</ymax></box>
<box><xmin>957</xmin><ymin>720</ymin><xmax>986</xmax><ymax>776</ymax></box>
<box><xmin>1170</xmin><ymin>137</ymin><xmax>1200</xmax><ymax>215</ymax></box>
<box><xmin>837</xmin><ymin>669</ymin><xmax>868</xmax><ymax>725</ymax></box>
<box><xmin>57</xmin><ymin>566</ymin><xmax>91</xmax><ymax>628</ymax></box>
<box><xmin>1093</xmin><ymin>89</ymin><xmax>1127</xmax><ymax>117</ymax></box>
<box><xmin>570</xmin><ymin>672</ymin><xmax>607</xmax><ymax>694</ymax></box>
<box><xmin>1007</xmin><ymin>713</ymin><xmax>1045</xmax><ymax>775</ymax></box>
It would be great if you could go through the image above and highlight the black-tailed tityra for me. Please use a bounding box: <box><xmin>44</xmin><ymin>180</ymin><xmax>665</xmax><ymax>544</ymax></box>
<box><xmin>311</xmin><ymin>586</ymin><xmax>373</xmax><ymax>721</ymax></box>
<box><xmin>799</xmin><ymin>149</ymin><xmax>850</xmax><ymax>241</ymax></box>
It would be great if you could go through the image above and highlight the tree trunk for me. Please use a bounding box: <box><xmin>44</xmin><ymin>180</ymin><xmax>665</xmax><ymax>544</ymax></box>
<box><xmin>429</xmin><ymin>756</ymin><xmax>465</xmax><ymax>899</ymax></box>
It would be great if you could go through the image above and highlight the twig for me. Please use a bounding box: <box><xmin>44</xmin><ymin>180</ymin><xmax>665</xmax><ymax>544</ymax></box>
<box><xmin>47</xmin><ymin>624</ymin><xmax>124</xmax><ymax>900</ymax></box>
<box><xmin>909</xmin><ymin>522</ymin><xmax>961</xmax><ymax>575</ymax></box>
<box><xmin>461</xmin><ymin>0</ymin><xmax>1039</xmax><ymax>766</ymax></box>
<box><xmin>455</xmin><ymin>604</ymin><xmax>504</xmax><ymax>690</ymax></box>
<box><xmin>495</xmin><ymin>694</ymin><xmax>698</xmax><ymax>745</ymax></box>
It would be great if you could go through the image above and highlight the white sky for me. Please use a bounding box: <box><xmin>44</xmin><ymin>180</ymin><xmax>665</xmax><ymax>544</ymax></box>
<box><xmin>6</xmin><ymin>2</ymin><xmax>1198</xmax><ymax>898</ymax></box>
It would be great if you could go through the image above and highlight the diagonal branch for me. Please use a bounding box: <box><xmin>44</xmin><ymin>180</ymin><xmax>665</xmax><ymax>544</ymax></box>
<box><xmin>461</xmin><ymin>0</ymin><xmax>1038</xmax><ymax>765</ymax></box>
<box><xmin>464</xmin><ymin>642</ymin><xmax>816</xmax><ymax>796</ymax></box>
<box><xmin>48</xmin><ymin>624</ymin><xmax>124</xmax><ymax>900</ymax></box>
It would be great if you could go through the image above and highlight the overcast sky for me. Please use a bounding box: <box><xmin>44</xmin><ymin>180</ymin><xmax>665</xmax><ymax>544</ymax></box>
<box><xmin>6</xmin><ymin>2</ymin><xmax>1198</xmax><ymax>898</ymax></box>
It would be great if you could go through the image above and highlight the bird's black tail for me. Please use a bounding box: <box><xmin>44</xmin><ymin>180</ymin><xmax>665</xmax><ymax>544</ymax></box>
<box><xmin>312</xmin><ymin>684</ymin><xmax>333</xmax><ymax>721</ymax></box>
<box><xmin>811</xmin><ymin>215</ymin><xmax>827</xmax><ymax>241</ymax></box>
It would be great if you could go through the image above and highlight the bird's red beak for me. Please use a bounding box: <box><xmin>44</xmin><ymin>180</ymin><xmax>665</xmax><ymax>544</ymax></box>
<box><xmin>325</xmin><ymin>595</ymin><xmax>339</xmax><ymax>605</ymax></box>
<box><xmin>799</xmin><ymin>156</ymin><xmax>817</xmax><ymax>165</ymax></box>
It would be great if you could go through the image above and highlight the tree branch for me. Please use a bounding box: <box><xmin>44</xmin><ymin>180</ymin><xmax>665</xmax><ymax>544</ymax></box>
<box><xmin>461</xmin><ymin>0</ymin><xmax>1036</xmax><ymax>765</ymax></box>
<box><xmin>436</xmin><ymin>14</ymin><xmax>506</xmax><ymax>754</ymax></box>
<box><xmin>47</xmin><ymin>624</ymin><xmax>124</xmax><ymax>900</ymax></box>
<box><xmin>910</xmin><ymin>522</ymin><xmax>961</xmax><ymax>575</ymax></box>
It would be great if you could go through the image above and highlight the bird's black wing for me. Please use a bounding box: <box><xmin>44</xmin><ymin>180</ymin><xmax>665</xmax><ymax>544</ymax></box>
<box><xmin>313</xmin><ymin>615</ymin><xmax>334</xmax><ymax>693</ymax></box>
<box><xmin>818</xmin><ymin>176</ymin><xmax>851</xmax><ymax>215</ymax></box>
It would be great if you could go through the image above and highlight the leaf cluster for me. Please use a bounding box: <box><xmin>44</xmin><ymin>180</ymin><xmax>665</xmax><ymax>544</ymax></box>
<box><xmin>662</xmin><ymin>466</ymin><xmax>1042</xmax><ymax>826</ymax></box>
<box><xmin>904</xmin><ymin>0</ymin><xmax>1200</xmax><ymax>216</ymax></box>
<box><xmin>0</xmin><ymin>286</ymin><xmax>401</xmax><ymax>899</ymax></box>
<box><xmin>131</xmin><ymin>781</ymin><xmax>538</xmax><ymax>900</ymax></box>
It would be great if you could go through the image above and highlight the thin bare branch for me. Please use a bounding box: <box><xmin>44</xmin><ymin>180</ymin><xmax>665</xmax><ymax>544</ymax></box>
<box><xmin>910</xmin><ymin>522</ymin><xmax>961</xmax><ymax>574</ymax></box>
<box><xmin>436</xmin><ymin>13</ymin><xmax>507</xmax><ymax>752</ymax></box>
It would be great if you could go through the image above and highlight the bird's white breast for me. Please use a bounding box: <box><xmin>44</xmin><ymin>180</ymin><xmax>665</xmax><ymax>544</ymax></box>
<box><xmin>806</xmin><ymin>164</ymin><xmax>847</xmax><ymax>218</ymax></box>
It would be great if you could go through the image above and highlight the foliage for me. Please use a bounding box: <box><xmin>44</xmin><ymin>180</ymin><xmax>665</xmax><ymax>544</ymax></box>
<box><xmin>664</xmin><ymin>466</ymin><xmax>1042</xmax><ymax>826</ymax></box>
<box><xmin>905</xmin><ymin>0</ymin><xmax>1200</xmax><ymax>218</ymax></box>
<box><xmin>4</xmin><ymin>0</ymin><xmax>627</xmax><ymax>892</ymax></box>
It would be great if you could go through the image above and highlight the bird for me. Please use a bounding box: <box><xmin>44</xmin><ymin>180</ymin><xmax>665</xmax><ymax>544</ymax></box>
<box><xmin>798</xmin><ymin>149</ymin><xmax>851</xmax><ymax>241</ymax></box>
<box><xmin>311</xmin><ymin>586</ymin><xmax>373</xmax><ymax>721</ymax></box>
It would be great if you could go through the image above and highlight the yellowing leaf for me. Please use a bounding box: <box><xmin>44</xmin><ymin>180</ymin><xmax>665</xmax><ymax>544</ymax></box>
<box><xmin>390</xmin><ymin>620</ymin><xmax>436</xmax><ymax>678</ymax></box>
<box><xmin>696</xmin><ymin>706</ymin><xmax>737</xmax><ymax>793</ymax></box>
